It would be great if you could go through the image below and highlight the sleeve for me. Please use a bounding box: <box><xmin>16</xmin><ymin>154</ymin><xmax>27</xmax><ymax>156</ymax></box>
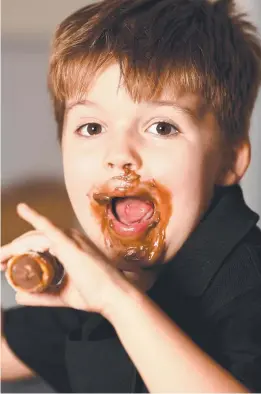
<box><xmin>3</xmin><ymin>306</ymin><xmax>85</xmax><ymax>393</ymax></box>
<box><xmin>212</xmin><ymin>286</ymin><xmax>261</xmax><ymax>393</ymax></box>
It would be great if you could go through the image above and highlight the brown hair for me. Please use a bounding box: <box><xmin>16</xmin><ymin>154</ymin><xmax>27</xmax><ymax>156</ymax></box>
<box><xmin>48</xmin><ymin>0</ymin><xmax>261</xmax><ymax>145</ymax></box>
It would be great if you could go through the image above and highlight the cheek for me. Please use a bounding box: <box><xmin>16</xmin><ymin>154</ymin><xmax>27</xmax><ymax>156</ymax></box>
<box><xmin>62</xmin><ymin>146</ymin><xmax>98</xmax><ymax>203</ymax></box>
<box><xmin>62</xmin><ymin>150</ymin><xmax>102</xmax><ymax>237</ymax></box>
<box><xmin>148</xmin><ymin>141</ymin><xmax>207</xmax><ymax>193</ymax></box>
<box><xmin>149</xmin><ymin>141</ymin><xmax>218</xmax><ymax>231</ymax></box>
<box><xmin>142</xmin><ymin>147</ymin><xmax>204</xmax><ymax>249</ymax></box>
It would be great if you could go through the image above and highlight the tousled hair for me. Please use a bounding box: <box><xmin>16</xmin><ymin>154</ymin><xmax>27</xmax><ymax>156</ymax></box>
<box><xmin>48</xmin><ymin>0</ymin><xmax>261</xmax><ymax>145</ymax></box>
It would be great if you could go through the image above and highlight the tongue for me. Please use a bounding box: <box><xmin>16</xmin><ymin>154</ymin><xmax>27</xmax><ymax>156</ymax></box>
<box><xmin>115</xmin><ymin>198</ymin><xmax>154</xmax><ymax>225</ymax></box>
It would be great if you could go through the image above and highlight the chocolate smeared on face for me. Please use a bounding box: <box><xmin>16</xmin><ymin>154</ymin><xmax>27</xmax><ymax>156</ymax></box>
<box><xmin>91</xmin><ymin>168</ymin><xmax>172</xmax><ymax>266</ymax></box>
<box><xmin>93</xmin><ymin>193</ymin><xmax>112</xmax><ymax>205</ymax></box>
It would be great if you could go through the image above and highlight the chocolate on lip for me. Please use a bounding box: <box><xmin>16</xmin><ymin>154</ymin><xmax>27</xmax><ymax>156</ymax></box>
<box><xmin>93</xmin><ymin>188</ymin><xmax>157</xmax><ymax>206</ymax></box>
<box><xmin>92</xmin><ymin>168</ymin><xmax>144</xmax><ymax>204</ymax></box>
<box><xmin>93</xmin><ymin>188</ymin><xmax>153</xmax><ymax>202</ymax></box>
<box><xmin>92</xmin><ymin>169</ymin><xmax>161</xmax><ymax>235</ymax></box>
<box><xmin>90</xmin><ymin>171</ymin><xmax>172</xmax><ymax>264</ymax></box>
<box><xmin>93</xmin><ymin>191</ymin><xmax>158</xmax><ymax>230</ymax></box>
<box><xmin>93</xmin><ymin>193</ymin><xmax>112</xmax><ymax>205</ymax></box>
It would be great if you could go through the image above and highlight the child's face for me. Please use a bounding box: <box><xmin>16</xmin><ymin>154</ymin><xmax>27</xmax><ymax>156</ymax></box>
<box><xmin>62</xmin><ymin>64</ymin><xmax>227</xmax><ymax>289</ymax></box>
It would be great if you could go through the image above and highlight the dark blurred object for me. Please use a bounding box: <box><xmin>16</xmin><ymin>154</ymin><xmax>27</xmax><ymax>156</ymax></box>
<box><xmin>1</xmin><ymin>179</ymin><xmax>77</xmax><ymax>245</ymax></box>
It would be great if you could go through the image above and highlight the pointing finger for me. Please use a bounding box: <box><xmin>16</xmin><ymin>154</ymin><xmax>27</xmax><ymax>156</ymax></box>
<box><xmin>16</xmin><ymin>203</ymin><xmax>81</xmax><ymax>266</ymax></box>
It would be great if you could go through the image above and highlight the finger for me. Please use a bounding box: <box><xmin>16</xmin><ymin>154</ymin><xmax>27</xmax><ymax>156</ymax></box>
<box><xmin>1</xmin><ymin>235</ymin><xmax>50</xmax><ymax>264</ymax></box>
<box><xmin>13</xmin><ymin>230</ymin><xmax>42</xmax><ymax>241</ymax></box>
<box><xmin>17</xmin><ymin>203</ymin><xmax>81</xmax><ymax>268</ymax></box>
<box><xmin>67</xmin><ymin>228</ymin><xmax>108</xmax><ymax>261</ymax></box>
<box><xmin>1</xmin><ymin>243</ymin><xmax>15</xmax><ymax>264</ymax></box>
<box><xmin>15</xmin><ymin>292</ymin><xmax>64</xmax><ymax>307</ymax></box>
<box><xmin>17</xmin><ymin>203</ymin><xmax>72</xmax><ymax>244</ymax></box>
<box><xmin>67</xmin><ymin>229</ymin><xmax>90</xmax><ymax>250</ymax></box>
<box><xmin>64</xmin><ymin>228</ymin><xmax>84</xmax><ymax>249</ymax></box>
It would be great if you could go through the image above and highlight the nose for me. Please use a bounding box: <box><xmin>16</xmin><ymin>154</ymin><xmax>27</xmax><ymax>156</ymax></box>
<box><xmin>104</xmin><ymin>134</ymin><xmax>142</xmax><ymax>172</ymax></box>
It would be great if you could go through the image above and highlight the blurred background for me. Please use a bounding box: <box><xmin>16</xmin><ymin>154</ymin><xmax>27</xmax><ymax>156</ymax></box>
<box><xmin>1</xmin><ymin>0</ymin><xmax>261</xmax><ymax>392</ymax></box>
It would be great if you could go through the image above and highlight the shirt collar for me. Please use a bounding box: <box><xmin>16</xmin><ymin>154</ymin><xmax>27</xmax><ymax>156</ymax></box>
<box><xmin>154</xmin><ymin>184</ymin><xmax>259</xmax><ymax>298</ymax></box>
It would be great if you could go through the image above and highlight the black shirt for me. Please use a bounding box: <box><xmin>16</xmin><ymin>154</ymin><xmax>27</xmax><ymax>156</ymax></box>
<box><xmin>4</xmin><ymin>184</ymin><xmax>261</xmax><ymax>393</ymax></box>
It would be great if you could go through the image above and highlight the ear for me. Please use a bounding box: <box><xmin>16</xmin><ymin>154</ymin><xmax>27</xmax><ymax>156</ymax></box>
<box><xmin>217</xmin><ymin>139</ymin><xmax>251</xmax><ymax>186</ymax></box>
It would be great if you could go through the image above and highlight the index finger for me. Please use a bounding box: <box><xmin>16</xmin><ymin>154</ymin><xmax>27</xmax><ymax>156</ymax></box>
<box><xmin>16</xmin><ymin>203</ymin><xmax>78</xmax><ymax>262</ymax></box>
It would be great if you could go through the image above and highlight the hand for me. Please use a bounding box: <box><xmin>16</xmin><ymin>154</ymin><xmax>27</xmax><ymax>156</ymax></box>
<box><xmin>1</xmin><ymin>203</ymin><xmax>128</xmax><ymax>318</ymax></box>
<box><xmin>1</xmin><ymin>228</ymin><xmax>106</xmax><ymax>268</ymax></box>
<box><xmin>1</xmin><ymin>230</ymin><xmax>51</xmax><ymax>271</ymax></box>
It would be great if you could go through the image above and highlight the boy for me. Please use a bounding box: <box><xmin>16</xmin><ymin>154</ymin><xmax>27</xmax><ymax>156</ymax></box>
<box><xmin>1</xmin><ymin>0</ymin><xmax>261</xmax><ymax>392</ymax></box>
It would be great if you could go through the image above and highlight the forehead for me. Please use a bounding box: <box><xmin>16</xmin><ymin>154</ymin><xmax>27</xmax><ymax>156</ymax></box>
<box><xmin>66</xmin><ymin>63</ymin><xmax>206</xmax><ymax>118</ymax></box>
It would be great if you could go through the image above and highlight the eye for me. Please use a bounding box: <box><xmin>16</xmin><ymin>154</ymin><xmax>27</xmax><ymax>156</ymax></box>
<box><xmin>146</xmin><ymin>121</ymin><xmax>179</xmax><ymax>137</ymax></box>
<box><xmin>76</xmin><ymin>123</ymin><xmax>105</xmax><ymax>137</ymax></box>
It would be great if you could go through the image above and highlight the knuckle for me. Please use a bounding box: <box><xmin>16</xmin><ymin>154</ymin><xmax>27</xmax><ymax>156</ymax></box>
<box><xmin>11</xmin><ymin>232</ymin><xmax>49</xmax><ymax>254</ymax></box>
<box><xmin>38</xmin><ymin>215</ymin><xmax>52</xmax><ymax>230</ymax></box>
<box><xmin>17</xmin><ymin>230</ymin><xmax>42</xmax><ymax>241</ymax></box>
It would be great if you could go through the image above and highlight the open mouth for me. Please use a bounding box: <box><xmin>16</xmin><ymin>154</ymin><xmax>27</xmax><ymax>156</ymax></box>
<box><xmin>92</xmin><ymin>177</ymin><xmax>171</xmax><ymax>263</ymax></box>
<box><xmin>107</xmin><ymin>196</ymin><xmax>158</xmax><ymax>237</ymax></box>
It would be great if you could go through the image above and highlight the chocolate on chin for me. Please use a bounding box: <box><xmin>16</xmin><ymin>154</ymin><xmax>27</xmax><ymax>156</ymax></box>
<box><xmin>91</xmin><ymin>169</ymin><xmax>172</xmax><ymax>265</ymax></box>
<box><xmin>6</xmin><ymin>252</ymin><xmax>64</xmax><ymax>293</ymax></box>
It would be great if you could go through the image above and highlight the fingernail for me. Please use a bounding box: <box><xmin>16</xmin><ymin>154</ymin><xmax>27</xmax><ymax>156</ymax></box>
<box><xmin>17</xmin><ymin>203</ymin><xmax>29</xmax><ymax>213</ymax></box>
<box><xmin>15</xmin><ymin>293</ymin><xmax>27</xmax><ymax>304</ymax></box>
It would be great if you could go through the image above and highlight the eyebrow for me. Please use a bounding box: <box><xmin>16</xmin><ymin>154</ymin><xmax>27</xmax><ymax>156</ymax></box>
<box><xmin>65</xmin><ymin>99</ymin><xmax>99</xmax><ymax>116</ymax></box>
<box><xmin>65</xmin><ymin>99</ymin><xmax>202</xmax><ymax>123</ymax></box>
<box><xmin>148</xmin><ymin>100</ymin><xmax>202</xmax><ymax>123</ymax></box>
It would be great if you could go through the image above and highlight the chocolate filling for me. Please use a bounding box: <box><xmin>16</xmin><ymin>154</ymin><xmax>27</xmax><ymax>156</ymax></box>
<box><xmin>10</xmin><ymin>255</ymin><xmax>43</xmax><ymax>290</ymax></box>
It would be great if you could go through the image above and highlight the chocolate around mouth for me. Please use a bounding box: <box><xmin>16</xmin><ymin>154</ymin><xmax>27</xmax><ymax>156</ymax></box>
<box><xmin>91</xmin><ymin>178</ymin><xmax>172</xmax><ymax>264</ymax></box>
<box><xmin>111</xmin><ymin>197</ymin><xmax>155</xmax><ymax>224</ymax></box>
<box><xmin>93</xmin><ymin>193</ymin><xmax>159</xmax><ymax>233</ymax></box>
<box><xmin>93</xmin><ymin>193</ymin><xmax>112</xmax><ymax>205</ymax></box>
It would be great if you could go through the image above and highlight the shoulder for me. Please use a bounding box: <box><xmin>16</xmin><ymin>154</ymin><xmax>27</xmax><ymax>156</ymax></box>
<box><xmin>203</xmin><ymin>225</ymin><xmax>261</xmax><ymax>317</ymax></box>
<box><xmin>203</xmin><ymin>228</ymin><xmax>261</xmax><ymax>391</ymax></box>
<box><xmin>241</xmin><ymin>225</ymin><xmax>261</xmax><ymax>275</ymax></box>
